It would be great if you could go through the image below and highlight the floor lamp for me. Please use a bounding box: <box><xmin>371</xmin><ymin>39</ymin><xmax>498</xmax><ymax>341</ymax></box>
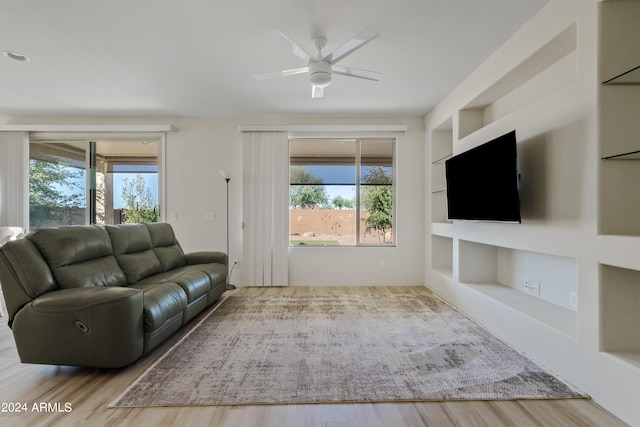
<box><xmin>219</xmin><ymin>170</ymin><xmax>236</xmax><ymax>290</ymax></box>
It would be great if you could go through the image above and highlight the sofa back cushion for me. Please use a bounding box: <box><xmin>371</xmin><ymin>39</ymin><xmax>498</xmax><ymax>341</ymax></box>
<box><xmin>145</xmin><ymin>223</ymin><xmax>186</xmax><ymax>271</ymax></box>
<box><xmin>27</xmin><ymin>226</ymin><xmax>127</xmax><ymax>289</ymax></box>
<box><xmin>106</xmin><ymin>224</ymin><xmax>162</xmax><ymax>284</ymax></box>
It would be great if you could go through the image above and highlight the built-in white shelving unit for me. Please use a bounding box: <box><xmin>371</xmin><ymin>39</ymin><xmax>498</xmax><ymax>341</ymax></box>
<box><xmin>598</xmin><ymin>38</ymin><xmax>640</xmax><ymax>375</ymax></box>
<box><xmin>597</xmin><ymin>1</ymin><xmax>640</xmax><ymax>382</ymax></box>
<box><xmin>427</xmin><ymin>20</ymin><xmax>580</xmax><ymax>343</ymax></box>
<box><xmin>426</xmin><ymin>2</ymin><xmax>640</xmax><ymax>424</ymax></box>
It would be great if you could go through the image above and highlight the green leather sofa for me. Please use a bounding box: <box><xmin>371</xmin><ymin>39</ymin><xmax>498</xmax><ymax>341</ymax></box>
<box><xmin>0</xmin><ymin>223</ymin><xmax>227</xmax><ymax>368</ymax></box>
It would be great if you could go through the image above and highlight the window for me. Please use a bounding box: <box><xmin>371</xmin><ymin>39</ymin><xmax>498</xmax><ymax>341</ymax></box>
<box><xmin>289</xmin><ymin>138</ymin><xmax>395</xmax><ymax>246</ymax></box>
<box><xmin>29</xmin><ymin>141</ymin><xmax>87</xmax><ymax>228</ymax></box>
<box><xmin>29</xmin><ymin>139</ymin><xmax>159</xmax><ymax>229</ymax></box>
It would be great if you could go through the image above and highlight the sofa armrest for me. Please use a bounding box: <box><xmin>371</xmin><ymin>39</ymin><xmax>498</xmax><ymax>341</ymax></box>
<box><xmin>185</xmin><ymin>251</ymin><xmax>228</xmax><ymax>266</ymax></box>
<box><xmin>11</xmin><ymin>287</ymin><xmax>144</xmax><ymax>368</ymax></box>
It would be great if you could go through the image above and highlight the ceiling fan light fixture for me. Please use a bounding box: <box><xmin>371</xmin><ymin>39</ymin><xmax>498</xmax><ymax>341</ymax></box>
<box><xmin>256</xmin><ymin>28</ymin><xmax>382</xmax><ymax>97</ymax></box>
<box><xmin>308</xmin><ymin>60</ymin><xmax>332</xmax><ymax>87</ymax></box>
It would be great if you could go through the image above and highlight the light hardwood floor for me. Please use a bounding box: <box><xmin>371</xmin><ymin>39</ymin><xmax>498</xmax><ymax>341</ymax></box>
<box><xmin>0</xmin><ymin>286</ymin><xmax>629</xmax><ymax>427</ymax></box>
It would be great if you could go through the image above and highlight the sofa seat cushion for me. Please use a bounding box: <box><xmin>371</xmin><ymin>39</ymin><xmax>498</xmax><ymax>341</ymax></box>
<box><xmin>129</xmin><ymin>283</ymin><xmax>187</xmax><ymax>331</ymax></box>
<box><xmin>192</xmin><ymin>263</ymin><xmax>227</xmax><ymax>287</ymax></box>
<box><xmin>136</xmin><ymin>267</ymin><xmax>211</xmax><ymax>304</ymax></box>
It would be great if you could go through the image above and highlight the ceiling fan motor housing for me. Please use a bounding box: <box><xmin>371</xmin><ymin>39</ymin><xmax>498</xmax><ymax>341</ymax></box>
<box><xmin>309</xmin><ymin>60</ymin><xmax>332</xmax><ymax>87</ymax></box>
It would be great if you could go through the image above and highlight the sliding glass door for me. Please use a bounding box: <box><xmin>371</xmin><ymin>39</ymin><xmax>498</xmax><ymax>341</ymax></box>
<box><xmin>29</xmin><ymin>138</ymin><xmax>159</xmax><ymax>229</ymax></box>
<box><xmin>29</xmin><ymin>141</ymin><xmax>87</xmax><ymax>228</ymax></box>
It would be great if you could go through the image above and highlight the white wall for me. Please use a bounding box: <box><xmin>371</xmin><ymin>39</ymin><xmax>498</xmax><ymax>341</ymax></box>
<box><xmin>1</xmin><ymin>115</ymin><xmax>425</xmax><ymax>287</ymax></box>
<box><xmin>169</xmin><ymin>116</ymin><xmax>425</xmax><ymax>286</ymax></box>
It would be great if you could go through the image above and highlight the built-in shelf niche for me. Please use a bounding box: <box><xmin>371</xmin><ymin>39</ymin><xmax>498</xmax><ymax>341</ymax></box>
<box><xmin>600</xmin><ymin>264</ymin><xmax>640</xmax><ymax>361</ymax></box>
<box><xmin>431</xmin><ymin>235</ymin><xmax>453</xmax><ymax>278</ymax></box>
<box><xmin>430</xmin><ymin>117</ymin><xmax>453</xmax><ymax>223</ymax></box>
<box><xmin>457</xmin><ymin>239</ymin><xmax>578</xmax><ymax>338</ymax></box>
<box><xmin>458</xmin><ymin>23</ymin><xmax>578</xmax><ymax>139</ymax></box>
<box><xmin>458</xmin><ymin>240</ymin><xmax>498</xmax><ymax>284</ymax></box>
<box><xmin>599</xmin><ymin>72</ymin><xmax>640</xmax><ymax>235</ymax></box>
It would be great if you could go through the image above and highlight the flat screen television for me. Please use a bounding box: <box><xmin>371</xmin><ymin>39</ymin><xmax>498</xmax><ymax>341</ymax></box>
<box><xmin>445</xmin><ymin>130</ymin><xmax>521</xmax><ymax>223</ymax></box>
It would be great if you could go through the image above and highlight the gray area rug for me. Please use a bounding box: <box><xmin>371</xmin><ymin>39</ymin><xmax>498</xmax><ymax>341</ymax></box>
<box><xmin>110</xmin><ymin>293</ymin><xmax>586</xmax><ymax>407</ymax></box>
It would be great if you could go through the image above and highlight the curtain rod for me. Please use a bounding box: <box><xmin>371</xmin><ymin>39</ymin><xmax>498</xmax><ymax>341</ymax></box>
<box><xmin>237</xmin><ymin>125</ymin><xmax>406</xmax><ymax>133</ymax></box>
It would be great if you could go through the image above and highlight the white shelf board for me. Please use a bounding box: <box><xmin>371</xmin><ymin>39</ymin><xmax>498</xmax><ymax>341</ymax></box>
<box><xmin>451</xmin><ymin>224</ymin><xmax>581</xmax><ymax>260</ymax></box>
<box><xmin>462</xmin><ymin>282</ymin><xmax>577</xmax><ymax>339</ymax></box>
<box><xmin>603</xmin><ymin>352</ymin><xmax>640</xmax><ymax>370</ymax></box>
<box><xmin>430</xmin><ymin>222</ymin><xmax>454</xmax><ymax>237</ymax></box>
<box><xmin>597</xmin><ymin>234</ymin><xmax>640</xmax><ymax>270</ymax></box>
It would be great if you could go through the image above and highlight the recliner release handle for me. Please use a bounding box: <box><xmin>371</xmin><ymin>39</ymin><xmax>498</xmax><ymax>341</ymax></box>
<box><xmin>75</xmin><ymin>320</ymin><xmax>89</xmax><ymax>333</ymax></box>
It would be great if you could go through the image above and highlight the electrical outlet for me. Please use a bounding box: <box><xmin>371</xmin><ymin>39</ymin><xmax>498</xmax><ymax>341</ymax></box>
<box><xmin>569</xmin><ymin>291</ymin><xmax>578</xmax><ymax>308</ymax></box>
<box><xmin>232</xmin><ymin>259</ymin><xmax>239</xmax><ymax>267</ymax></box>
<box><xmin>523</xmin><ymin>279</ymin><xmax>530</xmax><ymax>291</ymax></box>
<box><xmin>530</xmin><ymin>282</ymin><xmax>541</xmax><ymax>296</ymax></box>
<box><xmin>379</xmin><ymin>259</ymin><xmax>385</xmax><ymax>268</ymax></box>
<box><xmin>205</xmin><ymin>212</ymin><xmax>215</xmax><ymax>221</ymax></box>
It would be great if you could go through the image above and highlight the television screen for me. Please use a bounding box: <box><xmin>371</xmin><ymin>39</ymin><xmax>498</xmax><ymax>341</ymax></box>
<box><xmin>445</xmin><ymin>130</ymin><xmax>521</xmax><ymax>223</ymax></box>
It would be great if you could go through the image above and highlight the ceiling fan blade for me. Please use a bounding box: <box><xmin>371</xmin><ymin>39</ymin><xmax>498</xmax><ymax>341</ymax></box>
<box><xmin>267</xmin><ymin>29</ymin><xmax>314</xmax><ymax>62</ymax></box>
<box><xmin>332</xmin><ymin>65</ymin><xmax>383</xmax><ymax>81</ymax></box>
<box><xmin>312</xmin><ymin>85</ymin><xmax>324</xmax><ymax>98</ymax></box>
<box><xmin>253</xmin><ymin>67</ymin><xmax>309</xmax><ymax>81</ymax></box>
<box><xmin>323</xmin><ymin>27</ymin><xmax>380</xmax><ymax>64</ymax></box>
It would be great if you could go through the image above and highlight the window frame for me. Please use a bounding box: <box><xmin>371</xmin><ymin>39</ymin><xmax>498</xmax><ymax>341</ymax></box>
<box><xmin>27</xmin><ymin>132</ymin><xmax>166</xmax><ymax>229</ymax></box>
<box><xmin>289</xmin><ymin>137</ymin><xmax>396</xmax><ymax>247</ymax></box>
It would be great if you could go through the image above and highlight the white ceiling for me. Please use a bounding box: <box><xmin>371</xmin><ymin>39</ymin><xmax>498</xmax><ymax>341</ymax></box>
<box><xmin>0</xmin><ymin>0</ymin><xmax>549</xmax><ymax>118</ymax></box>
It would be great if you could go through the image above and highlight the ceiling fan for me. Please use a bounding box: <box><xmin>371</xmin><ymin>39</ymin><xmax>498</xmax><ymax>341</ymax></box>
<box><xmin>253</xmin><ymin>27</ymin><xmax>383</xmax><ymax>98</ymax></box>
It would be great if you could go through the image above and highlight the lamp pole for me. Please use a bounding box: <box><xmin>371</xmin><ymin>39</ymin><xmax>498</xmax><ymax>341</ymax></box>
<box><xmin>220</xmin><ymin>170</ymin><xmax>236</xmax><ymax>290</ymax></box>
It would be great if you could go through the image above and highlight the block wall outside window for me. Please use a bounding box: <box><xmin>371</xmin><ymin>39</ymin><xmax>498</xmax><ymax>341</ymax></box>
<box><xmin>289</xmin><ymin>138</ymin><xmax>395</xmax><ymax>247</ymax></box>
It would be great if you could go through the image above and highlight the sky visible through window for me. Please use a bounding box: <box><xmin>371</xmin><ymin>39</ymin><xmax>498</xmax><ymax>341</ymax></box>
<box><xmin>113</xmin><ymin>173</ymin><xmax>158</xmax><ymax>208</ymax></box>
<box><xmin>61</xmin><ymin>171</ymin><xmax>158</xmax><ymax>209</ymax></box>
<box><xmin>112</xmin><ymin>165</ymin><xmax>158</xmax><ymax>209</ymax></box>
<box><xmin>301</xmin><ymin>165</ymin><xmax>355</xmax><ymax>202</ymax></box>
